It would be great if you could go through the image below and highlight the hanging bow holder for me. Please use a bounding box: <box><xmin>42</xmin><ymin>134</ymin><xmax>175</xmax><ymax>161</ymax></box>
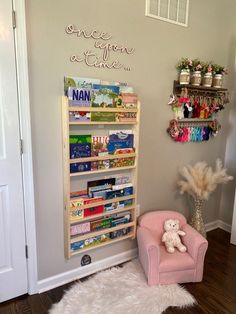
<box><xmin>167</xmin><ymin>81</ymin><xmax>229</xmax><ymax>142</ymax></box>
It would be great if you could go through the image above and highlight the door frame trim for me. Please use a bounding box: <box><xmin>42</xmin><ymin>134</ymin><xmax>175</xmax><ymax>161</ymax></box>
<box><xmin>13</xmin><ymin>0</ymin><xmax>38</xmax><ymax>294</ymax></box>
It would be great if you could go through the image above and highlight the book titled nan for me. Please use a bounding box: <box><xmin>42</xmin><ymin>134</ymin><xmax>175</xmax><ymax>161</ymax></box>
<box><xmin>68</xmin><ymin>87</ymin><xmax>92</xmax><ymax>107</ymax></box>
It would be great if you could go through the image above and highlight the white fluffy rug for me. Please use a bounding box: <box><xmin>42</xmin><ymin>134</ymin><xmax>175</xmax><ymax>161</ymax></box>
<box><xmin>50</xmin><ymin>259</ymin><xmax>195</xmax><ymax>314</ymax></box>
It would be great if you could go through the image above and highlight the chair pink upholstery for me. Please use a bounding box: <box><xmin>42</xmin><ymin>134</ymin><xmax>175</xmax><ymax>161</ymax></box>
<box><xmin>137</xmin><ymin>210</ymin><xmax>208</xmax><ymax>285</ymax></box>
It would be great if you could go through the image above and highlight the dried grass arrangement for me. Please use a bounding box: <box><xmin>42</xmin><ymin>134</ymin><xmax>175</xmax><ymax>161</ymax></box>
<box><xmin>178</xmin><ymin>159</ymin><xmax>233</xmax><ymax>237</ymax></box>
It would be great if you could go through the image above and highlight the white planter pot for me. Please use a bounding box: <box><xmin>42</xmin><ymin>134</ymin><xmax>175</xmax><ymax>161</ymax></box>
<box><xmin>202</xmin><ymin>72</ymin><xmax>212</xmax><ymax>87</ymax></box>
<box><xmin>191</xmin><ymin>71</ymin><xmax>201</xmax><ymax>86</ymax></box>
<box><xmin>212</xmin><ymin>74</ymin><xmax>223</xmax><ymax>88</ymax></box>
<box><xmin>179</xmin><ymin>70</ymin><xmax>190</xmax><ymax>85</ymax></box>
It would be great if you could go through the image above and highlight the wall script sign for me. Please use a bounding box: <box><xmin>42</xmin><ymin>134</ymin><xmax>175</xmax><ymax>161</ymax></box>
<box><xmin>65</xmin><ymin>24</ymin><xmax>135</xmax><ymax>71</ymax></box>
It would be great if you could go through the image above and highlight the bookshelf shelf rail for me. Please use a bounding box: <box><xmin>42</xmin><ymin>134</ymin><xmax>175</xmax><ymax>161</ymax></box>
<box><xmin>70</xmin><ymin>233</ymin><xmax>135</xmax><ymax>256</ymax></box>
<box><xmin>70</xmin><ymin>205</ymin><xmax>136</xmax><ymax>224</ymax></box>
<box><xmin>70</xmin><ymin>165</ymin><xmax>136</xmax><ymax>177</ymax></box>
<box><xmin>70</xmin><ymin>221</ymin><xmax>135</xmax><ymax>243</ymax></box>
<box><xmin>70</xmin><ymin>153</ymin><xmax>136</xmax><ymax>164</ymax></box>
<box><xmin>70</xmin><ymin>194</ymin><xmax>136</xmax><ymax>210</ymax></box>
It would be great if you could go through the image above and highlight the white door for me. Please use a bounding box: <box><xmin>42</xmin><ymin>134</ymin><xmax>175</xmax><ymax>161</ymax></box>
<box><xmin>230</xmin><ymin>189</ymin><xmax>236</xmax><ymax>245</ymax></box>
<box><xmin>0</xmin><ymin>0</ymin><xmax>28</xmax><ymax>302</ymax></box>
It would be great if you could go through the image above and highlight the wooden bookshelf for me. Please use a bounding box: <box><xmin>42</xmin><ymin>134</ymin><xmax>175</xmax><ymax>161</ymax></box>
<box><xmin>62</xmin><ymin>94</ymin><xmax>140</xmax><ymax>259</ymax></box>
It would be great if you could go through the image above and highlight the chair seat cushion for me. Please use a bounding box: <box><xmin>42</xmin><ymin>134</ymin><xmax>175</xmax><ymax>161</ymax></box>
<box><xmin>159</xmin><ymin>246</ymin><xmax>195</xmax><ymax>272</ymax></box>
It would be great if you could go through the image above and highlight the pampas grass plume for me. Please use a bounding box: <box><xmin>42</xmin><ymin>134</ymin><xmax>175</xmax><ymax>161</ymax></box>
<box><xmin>178</xmin><ymin>159</ymin><xmax>233</xmax><ymax>200</ymax></box>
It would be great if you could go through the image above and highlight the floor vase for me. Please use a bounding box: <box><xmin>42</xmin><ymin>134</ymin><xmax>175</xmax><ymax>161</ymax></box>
<box><xmin>191</xmin><ymin>198</ymin><xmax>206</xmax><ymax>238</ymax></box>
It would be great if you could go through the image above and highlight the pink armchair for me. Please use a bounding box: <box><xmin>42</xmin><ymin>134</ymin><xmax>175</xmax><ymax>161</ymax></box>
<box><xmin>137</xmin><ymin>210</ymin><xmax>208</xmax><ymax>285</ymax></box>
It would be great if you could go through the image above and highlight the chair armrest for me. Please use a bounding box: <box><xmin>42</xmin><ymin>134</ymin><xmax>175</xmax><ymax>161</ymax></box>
<box><xmin>182</xmin><ymin>224</ymin><xmax>208</xmax><ymax>260</ymax></box>
<box><xmin>137</xmin><ymin>226</ymin><xmax>160</xmax><ymax>285</ymax></box>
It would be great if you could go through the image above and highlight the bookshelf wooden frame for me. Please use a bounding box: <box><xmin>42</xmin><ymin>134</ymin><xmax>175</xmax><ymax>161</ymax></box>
<box><xmin>62</xmin><ymin>96</ymin><xmax>140</xmax><ymax>258</ymax></box>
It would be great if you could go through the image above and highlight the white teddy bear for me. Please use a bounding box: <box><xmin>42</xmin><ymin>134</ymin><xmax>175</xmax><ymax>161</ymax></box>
<box><xmin>162</xmin><ymin>219</ymin><xmax>187</xmax><ymax>253</ymax></box>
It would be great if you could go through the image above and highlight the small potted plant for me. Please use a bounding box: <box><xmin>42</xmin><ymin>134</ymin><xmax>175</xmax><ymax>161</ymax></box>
<box><xmin>176</xmin><ymin>57</ymin><xmax>193</xmax><ymax>85</ymax></box>
<box><xmin>212</xmin><ymin>64</ymin><xmax>228</xmax><ymax>88</ymax></box>
<box><xmin>191</xmin><ymin>59</ymin><xmax>203</xmax><ymax>86</ymax></box>
<box><xmin>202</xmin><ymin>62</ymin><xmax>213</xmax><ymax>87</ymax></box>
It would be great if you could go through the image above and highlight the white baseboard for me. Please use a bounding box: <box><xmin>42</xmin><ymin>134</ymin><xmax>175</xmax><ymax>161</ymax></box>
<box><xmin>218</xmin><ymin>220</ymin><xmax>232</xmax><ymax>233</ymax></box>
<box><xmin>205</xmin><ymin>220</ymin><xmax>231</xmax><ymax>233</ymax></box>
<box><xmin>37</xmin><ymin>248</ymin><xmax>137</xmax><ymax>294</ymax></box>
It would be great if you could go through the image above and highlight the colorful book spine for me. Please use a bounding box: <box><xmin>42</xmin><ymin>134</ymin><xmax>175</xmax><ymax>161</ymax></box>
<box><xmin>69</xmin><ymin>111</ymin><xmax>91</xmax><ymax>122</ymax></box>
<box><xmin>115</xmin><ymin>112</ymin><xmax>137</xmax><ymax>122</ymax></box>
<box><xmin>90</xmin><ymin>218</ymin><xmax>113</xmax><ymax>231</ymax></box>
<box><xmin>110</xmin><ymin>228</ymin><xmax>130</xmax><ymax>239</ymax></box>
<box><xmin>70</xmin><ymin>233</ymin><xmax>110</xmax><ymax>251</ymax></box>
<box><xmin>70</xmin><ymin>209</ymin><xmax>84</xmax><ymax>221</ymax></box>
<box><xmin>70</xmin><ymin>162</ymin><xmax>91</xmax><ymax>173</ymax></box>
<box><xmin>70</xmin><ymin>222</ymin><xmax>90</xmax><ymax>236</ymax></box>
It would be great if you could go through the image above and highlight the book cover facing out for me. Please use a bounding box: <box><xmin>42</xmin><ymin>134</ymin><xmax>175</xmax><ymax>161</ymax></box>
<box><xmin>64</xmin><ymin>76</ymin><xmax>100</xmax><ymax>96</ymax></box>
<box><xmin>107</xmin><ymin>131</ymin><xmax>134</xmax><ymax>153</ymax></box>
<box><xmin>69</xmin><ymin>135</ymin><xmax>91</xmax><ymax>159</ymax></box>
<box><xmin>91</xmin><ymin>112</ymin><xmax>116</xmax><ymax>122</ymax></box>
<box><xmin>91</xmin><ymin>84</ymin><xmax>120</xmax><ymax>108</ymax></box>
<box><xmin>68</xmin><ymin>87</ymin><xmax>92</xmax><ymax>106</ymax></box>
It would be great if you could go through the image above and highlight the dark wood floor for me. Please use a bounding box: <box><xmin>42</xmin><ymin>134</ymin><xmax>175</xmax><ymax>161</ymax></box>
<box><xmin>1</xmin><ymin>228</ymin><xmax>236</xmax><ymax>314</ymax></box>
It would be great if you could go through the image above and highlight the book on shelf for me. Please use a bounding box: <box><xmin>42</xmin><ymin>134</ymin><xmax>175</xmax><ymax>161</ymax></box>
<box><xmin>70</xmin><ymin>208</ymin><xmax>84</xmax><ymax>221</ymax></box>
<box><xmin>91</xmin><ymin>112</ymin><xmax>116</xmax><ymax>122</ymax></box>
<box><xmin>104</xmin><ymin>199</ymin><xmax>133</xmax><ymax>211</ymax></box>
<box><xmin>112</xmin><ymin>183</ymin><xmax>133</xmax><ymax>191</ymax></box>
<box><xmin>90</xmin><ymin>217</ymin><xmax>113</xmax><ymax>232</ymax></box>
<box><xmin>70</xmin><ymin>198</ymin><xmax>84</xmax><ymax>208</ymax></box>
<box><xmin>70</xmin><ymin>222</ymin><xmax>90</xmax><ymax>236</ymax></box>
<box><xmin>87</xmin><ymin>178</ymin><xmax>116</xmax><ymax>197</ymax></box>
<box><xmin>115</xmin><ymin>176</ymin><xmax>131</xmax><ymax>185</ymax></box>
<box><xmin>92</xmin><ymin>136</ymin><xmax>109</xmax><ymax>157</ymax></box>
<box><xmin>64</xmin><ymin>76</ymin><xmax>100</xmax><ymax>96</ymax></box>
<box><xmin>111</xmin><ymin>216</ymin><xmax>130</xmax><ymax>227</ymax></box>
<box><xmin>83</xmin><ymin>197</ymin><xmax>104</xmax><ymax>217</ymax></box>
<box><xmin>68</xmin><ymin>87</ymin><xmax>92</xmax><ymax>106</ymax></box>
<box><xmin>115</xmin><ymin>112</ymin><xmax>137</xmax><ymax>122</ymax></box>
<box><xmin>107</xmin><ymin>131</ymin><xmax>134</xmax><ymax>154</ymax></box>
<box><xmin>114</xmin><ymin>148</ymin><xmax>135</xmax><ymax>155</ymax></box>
<box><xmin>70</xmin><ymin>162</ymin><xmax>91</xmax><ymax>173</ymax></box>
<box><xmin>70</xmin><ymin>190</ymin><xmax>88</xmax><ymax>199</ymax></box>
<box><xmin>109</xmin><ymin>157</ymin><xmax>135</xmax><ymax>168</ymax></box>
<box><xmin>69</xmin><ymin>135</ymin><xmax>91</xmax><ymax>159</ymax></box>
<box><xmin>91</xmin><ymin>84</ymin><xmax>120</xmax><ymax>108</ymax></box>
<box><xmin>110</xmin><ymin>228</ymin><xmax>130</xmax><ymax>239</ymax></box>
<box><xmin>69</xmin><ymin>111</ymin><xmax>91</xmax><ymax>122</ymax></box>
<box><xmin>91</xmin><ymin>160</ymin><xmax>110</xmax><ymax>171</ymax></box>
<box><xmin>121</xmin><ymin>93</ymin><xmax>138</xmax><ymax>109</ymax></box>
<box><xmin>105</xmin><ymin>186</ymin><xmax>133</xmax><ymax>200</ymax></box>
<box><xmin>70</xmin><ymin>233</ymin><xmax>110</xmax><ymax>251</ymax></box>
